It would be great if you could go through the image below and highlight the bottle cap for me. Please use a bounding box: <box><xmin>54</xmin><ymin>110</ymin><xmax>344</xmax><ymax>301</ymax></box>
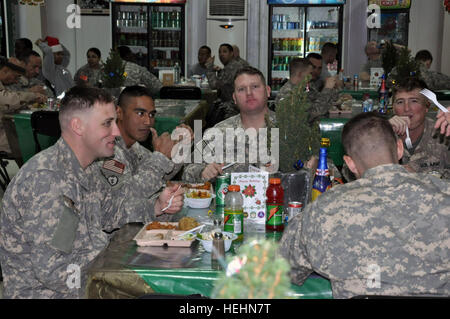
<box><xmin>269</xmin><ymin>178</ymin><xmax>281</xmax><ymax>184</ymax></box>
<box><xmin>228</xmin><ymin>185</ymin><xmax>240</xmax><ymax>192</ymax></box>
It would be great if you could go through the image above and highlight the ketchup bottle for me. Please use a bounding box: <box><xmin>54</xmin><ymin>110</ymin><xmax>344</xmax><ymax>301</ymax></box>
<box><xmin>266</xmin><ymin>178</ymin><xmax>284</xmax><ymax>232</ymax></box>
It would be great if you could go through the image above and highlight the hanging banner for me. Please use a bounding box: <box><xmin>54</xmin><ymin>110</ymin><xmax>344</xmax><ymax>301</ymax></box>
<box><xmin>267</xmin><ymin>0</ymin><xmax>345</xmax><ymax>4</ymax></box>
<box><xmin>111</xmin><ymin>0</ymin><xmax>186</xmax><ymax>3</ymax></box>
<box><xmin>368</xmin><ymin>0</ymin><xmax>411</xmax><ymax>9</ymax></box>
<box><xmin>18</xmin><ymin>0</ymin><xmax>45</xmax><ymax>5</ymax></box>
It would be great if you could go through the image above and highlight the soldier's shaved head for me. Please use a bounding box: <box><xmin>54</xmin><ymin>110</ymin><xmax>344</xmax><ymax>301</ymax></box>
<box><xmin>343</xmin><ymin>112</ymin><xmax>400</xmax><ymax>173</ymax></box>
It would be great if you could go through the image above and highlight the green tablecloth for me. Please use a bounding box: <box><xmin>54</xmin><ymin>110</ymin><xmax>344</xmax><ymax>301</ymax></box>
<box><xmin>86</xmin><ymin>208</ymin><xmax>333</xmax><ymax>299</ymax></box>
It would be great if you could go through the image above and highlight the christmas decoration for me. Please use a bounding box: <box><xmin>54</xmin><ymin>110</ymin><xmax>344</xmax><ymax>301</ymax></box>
<box><xmin>381</xmin><ymin>40</ymin><xmax>398</xmax><ymax>77</ymax></box>
<box><xmin>101</xmin><ymin>48</ymin><xmax>126</xmax><ymax>89</ymax></box>
<box><xmin>212</xmin><ymin>239</ymin><xmax>293</xmax><ymax>299</ymax></box>
<box><xmin>268</xmin><ymin>75</ymin><xmax>320</xmax><ymax>173</ymax></box>
<box><xmin>445</xmin><ymin>0</ymin><xmax>450</xmax><ymax>13</ymax></box>
<box><xmin>387</xmin><ymin>46</ymin><xmax>422</xmax><ymax>87</ymax></box>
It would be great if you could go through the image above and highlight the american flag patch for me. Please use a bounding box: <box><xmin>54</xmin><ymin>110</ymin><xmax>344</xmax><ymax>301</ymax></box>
<box><xmin>102</xmin><ymin>160</ymin><xmax>125</xmax><ymax>175</ymax></box>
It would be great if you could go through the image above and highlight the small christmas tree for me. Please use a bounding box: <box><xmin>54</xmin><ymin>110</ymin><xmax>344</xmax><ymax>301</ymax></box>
<box><xmin>382</xmin><ymin>40</ymin><xmax>398</xmax><ymax>77</ymax></box>
<box><xmin>102</xmin><ymin>48</ymin><xmax>126</xmax><ymax>88</ymax></box>
<box><xmin>269</xmin><ymin>76</ymin><xmax>321</xmax><ymax>173</ymax></box>
<box><xmin>391</xmin><ymin>46</ymin><xmax>422</xmax><ymax>83</ymax></box>
<box><xmin>212</xmin><ymin>239</ymin><xmax>293</xmax><ymax>299</ymax></box>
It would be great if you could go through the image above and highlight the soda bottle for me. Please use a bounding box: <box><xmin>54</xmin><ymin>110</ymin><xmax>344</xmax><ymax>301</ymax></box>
<box><xmin>311</xmin><ymin>138</ymin><xmax>332</xmax><ymax>202</ymax></box>
<box><xmin>266</xmin><ymin>178</ymin><xmax>284</xmax><ymax>232</ymax></box>
<box><xmin>224</xmin><ymin>185</ymin><xmax>244</xmax><ymax>241</ymax></box>
<box><xmin>174</xmin><ymin>62</ymin><xmax>181</xmax><ymax>84</ymax></box>
<box><xmin>378</xmin><ymin>74</ymin><xmax>389</xmax><ymax>114</ymax></box>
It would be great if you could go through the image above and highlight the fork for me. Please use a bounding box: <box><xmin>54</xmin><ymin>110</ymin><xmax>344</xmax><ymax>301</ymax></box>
<box><xmin>420</xmin><ymin>89</ymin><xmax>449</xmax><ymax>114</ymax></box>
<box><xmin>161</xmin><ymin>184</ymin><xmax>182</xmax><ymax>212</ymax></box>
<box><xmin>405</xmin><ymin>126</ymin><xmax>413</xmax><ymax>150</ymax></box>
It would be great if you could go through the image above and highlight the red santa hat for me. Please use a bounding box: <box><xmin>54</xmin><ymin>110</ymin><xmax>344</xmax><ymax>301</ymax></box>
<box><xmin>46</xmin><ymin>36</ymin><xmax>63</xmax><ymax>53</ymax></box>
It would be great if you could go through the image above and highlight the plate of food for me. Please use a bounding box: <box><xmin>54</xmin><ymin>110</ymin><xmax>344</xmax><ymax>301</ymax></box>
<box><xmin>134</xmin><ymin>217</ymin><xmax>203</xmax><ymax>247</ymax></box>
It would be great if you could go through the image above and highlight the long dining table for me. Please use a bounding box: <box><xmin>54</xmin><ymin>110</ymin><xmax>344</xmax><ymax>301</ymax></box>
<box><xmin>85</xmin><ymin>205</ymin><xmax>333</xmax><ymax>299</ymax></box>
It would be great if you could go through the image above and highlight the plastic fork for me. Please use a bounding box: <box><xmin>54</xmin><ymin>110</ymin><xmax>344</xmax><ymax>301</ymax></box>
<box><xmin>420</xmin><ymin>89</ymin><xmax>449</xmax><ymax>113</ymax></box>
<box><xmin>405</xmin><ymin>126</ymin><xmax>413</xmax><ymax>150</ymax></box>
<box><xmin>161</xmin><ymin>184</ymin><xmax>182</xmax><ymax>212</ymax></box>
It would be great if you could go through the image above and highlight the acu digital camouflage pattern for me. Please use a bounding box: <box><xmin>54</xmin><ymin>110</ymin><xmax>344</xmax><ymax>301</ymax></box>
<box><xmin>0</xmin><ymin>138</ymin><xmax>162</xmax><ymax>298</ymax></box>
<box><xmin>74</xmin><ymin>64</ymin><xmax>104</xmax><ymax>88</ymax></box>
<box><xmin>0</xmin><ymin>81</ymin><xmax>36</xmax><ymax>152</ymax></box>
<box><xmin>419</xmin><ymin>65</ymin><xmax>450</xmax><ymax>91</ymax></box>
<box><xmin>95</xmin><ymin>136</ymin><xmax>182</xmax><ymax>222</ymax></box>
<box><xmin>400</xmin><ymin>117</ymin><xmax>450</xmax><ymax>179</ymax></box>
<box><xmin>182</xmin><ymin>110</ymin><xmax>277</xmax><ymax>183</ymax></box>
<box><xmin>205</xmin><ymin>59</ymin><xmax>244</xmax><ymax>120</ymax></box>
<box><xmin>279</xmin><ymin>164</ymin><xmax>450</xmax><ymax>299</ymax></box>
<box><xmin>6</xmin><ymin>75</ymin><xmax>55</xmax><ymax>97</ymax></box>
<box><xmin>123</xmin><ymin>61</ymin><xmax>163</xmax><ymax>97</ymax></box>
<box><xmin>275</xmin><ymin>80</ymin><xmax>339</xmax><ymax>124</ymax></box>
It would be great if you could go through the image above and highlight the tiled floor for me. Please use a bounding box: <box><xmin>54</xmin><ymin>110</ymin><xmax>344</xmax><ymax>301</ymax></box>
<box><xmin>0</xmin><ymin>159</ymin><xmax>20</xmax><ymax>299</ymax></box>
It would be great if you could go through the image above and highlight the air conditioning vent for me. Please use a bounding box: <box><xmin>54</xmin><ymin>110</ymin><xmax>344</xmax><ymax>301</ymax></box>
<box><xmin>209</xmin><ymin>0</ymin><xmax>245</xmax><ymax>17</ymax></box>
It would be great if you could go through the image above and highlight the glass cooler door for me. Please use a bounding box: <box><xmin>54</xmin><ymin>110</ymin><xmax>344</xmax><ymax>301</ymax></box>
<box><xmin>270</xmin><ymin>6</ymin><xmax>306</xmax><ymax>94</ymax></box>
<box><xmin>305</xmin><ymin>6</ymin><xmax>339</xmax><ymax>56</ymax></box>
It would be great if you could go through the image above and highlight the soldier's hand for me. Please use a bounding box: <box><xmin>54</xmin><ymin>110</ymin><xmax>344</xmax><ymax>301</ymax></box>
<box><xmin>206</xmin><ymin>55</ymin><xmax>215</xmax><ymax>66</ymax></box>
<box><xmin>389</xmin><ymin>116</ymin><xmax>410</xmax><ymax>136</ymax></box>
<box><xmin>151</xmin><ymin>128</ymin><xmax>177</xmax><ymax>159</ymax></box>
<box><xmin>29</xmin><ymin>85</ymin><xmax>47</xmax><ymax>96</ymax></box>
<box><xmin>324</xmin><ymin>76</ymin><xmax>337</xmax><ymax>89</ymax></box>
<box><xmin>435</xmin><ymin>108</ymin><xmax>450</xmax><ymax>137</ymax></box>
<box><xmin>34</xmin><ymin>93</ymin><xmax>47</xmax><ymax>104</ymax></box>
<box><xmin>201</xmin><ymin>163</ymin><xmax>223</xmax><ymax>181</ymax></box>
<box><xmin>156</xmin><ymin>184</ymin><xmax>185</xmax><ymax>215</ymax></box>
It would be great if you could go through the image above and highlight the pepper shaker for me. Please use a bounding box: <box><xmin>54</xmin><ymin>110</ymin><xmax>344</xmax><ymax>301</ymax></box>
<box><xmin>211</xmin><ymin>232</ymin><xmax>225</xmax><ymax>270</ymax></box>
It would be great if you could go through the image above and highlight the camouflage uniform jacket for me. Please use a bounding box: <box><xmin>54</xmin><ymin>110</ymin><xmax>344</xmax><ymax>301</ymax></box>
<box><xmin>0</xmin><ymin>138</ymin><xmax>160</xmax><ymax>298</ymax></box>
<box><xmin>74</xmin><ymin>64</ymin><xmax>103</xmax><ymax>87</ymax></box>
<box><xmin>275</xmin><ymin>80</ymin><xmax>339</xmax><ymax>124</ymax></box>
<box><xmin>205</xmin><ymin>59</ymin><xmax>243</xmax><ymax>103</ymax></box>
<box><xmin>38</xmin><ymin>42</ymin><xmax>74</xmax><ymax>97</ymax></box>
<box><xmin>0</xmin><ymin>81</ymin><xmax>36</xmax><ymax>152</ymax></box>
<box><xmin>420</xmin><ymin>65</ymin><xmax>450</xmax><ymax>91</ymax></box>
<box><xmin>5</xmin><ymin>76</ymin><xmax>54</xmax><ymax>97</ymax></box>
<box><xmin>124</xmin><ymin>61</ymin><xmax>163</xmax><ymax>97</ymax></box>
<box><xmin>182</xmin><ymin>110</ymin><xmax>277</xmax><ymax>183</ymax></box>
<box><xmin>400</xmin><ymin>117</ymin><xmax>450</xmax><ymax>179</ymax></box>
<box><xmin>96</xmin><ymin>136</ymin><xmax>182</xmax><ymax>203</ymax></box>
<box><xmin>279</xmin><ymin>164</ymin><xmax>450</xmax><ymax>299</ymax></box>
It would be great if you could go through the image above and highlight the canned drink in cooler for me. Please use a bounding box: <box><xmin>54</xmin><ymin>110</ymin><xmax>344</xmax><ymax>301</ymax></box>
<box><xmin>215</xmin><ymin>174</ymin><xmax>230</xmax><ymax>207</ymax></box>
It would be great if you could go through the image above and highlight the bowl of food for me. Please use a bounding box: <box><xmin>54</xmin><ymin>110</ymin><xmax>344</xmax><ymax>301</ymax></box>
<box><xmin>196</xmin><ymin>231</ymin><xmax>237</xmax><ymax>253</ymax></box>
<box><xmin>185</xmin><ymin>190</ymin><xmax>215</xmax><ymax>209</ymax></box>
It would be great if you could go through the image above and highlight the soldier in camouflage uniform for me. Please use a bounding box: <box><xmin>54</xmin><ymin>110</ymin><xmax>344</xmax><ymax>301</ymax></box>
<box><xmin>279</xmin><ymin>112</ymin><xmax>450</xmax><ymax>298</ymax></box>
<box><xmin>0</xmin><ymin>57</ymin><xmax>46</xmax><ymax>153</ymax></box>
<box><xmin>205</xmin><ymin>44</ymin><xmax>244</xmax><ymax>122</ymax></box>
<box><xmin>389</xmin><ymin>77</ymin><xmax>449</xmax><ymax>179</ymax></box>
<box><xmin>183</xmin><ymin>66</ymin><xmax>276</xmax><ymax>183</ymax></box>
<box><xmin>95</xmin><ymin>85</ymin><xmax>190</xmax><ymax>201</ymax></box>
<box><xmin>74</xmin><ymin>48</ymin><xmax>103</xmax><ymax>88</ymax></box>
<box><xmin>118</xmin><ymin>46</ymin><xmax>163</xmax><ymax>98</ymax></box>
<box><xmin>6</xmin><ymin>51</ymin><xmax>54</xmax><ymax>97</ymax></box>
<box><xmin>0</xmin><ymin>87</ymin><xmax>183</xmax><ymax>298</ymax></box>
<box><xmin>414</xmin><ymin>50</ymin><xmax>450</xmax><ymax>91</ymax></box>
<box><xmin>275</xmin><ymin>58</ymin><xmax>339</xmax><ymax>124</ymax></box>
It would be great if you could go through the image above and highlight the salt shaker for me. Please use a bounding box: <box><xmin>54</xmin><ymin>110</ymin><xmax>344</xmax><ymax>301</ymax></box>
<box><xmin>211</xmin><ymin>232</ymin><xmax>225</xmax><ymax>270</ymax></box>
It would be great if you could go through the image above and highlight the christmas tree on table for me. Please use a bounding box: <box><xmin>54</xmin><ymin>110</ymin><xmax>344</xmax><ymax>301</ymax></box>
<box><xmin>212</xmin><ymin>239</ymin><xmax>293</xmax><ymax>299</ymax></box>
<box><xmin>102</xmin><ymin>48</ymin><xmax>126</xmax><ymax>89</ymax></box>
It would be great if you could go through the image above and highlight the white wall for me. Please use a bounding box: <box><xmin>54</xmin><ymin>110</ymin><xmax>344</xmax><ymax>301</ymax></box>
<box><xmin>186</xmin><ymin>0</ymin><xmax>207</xmax><ymax>75</ymax></box>
<box><xmin>441</xmin><ymin>12</ymin><xmax>450</xmax><ymax>76</ymax></box>
<box><xmin>408</xmin><ymin>0</ymin><xmax>444</xmax><ymax>73</ymax></box>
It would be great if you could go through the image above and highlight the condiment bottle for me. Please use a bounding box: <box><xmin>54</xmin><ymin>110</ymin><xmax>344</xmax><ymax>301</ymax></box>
<box><xmin>211</xmin><ymin>232</ymin><xmax>225</xmax><ymax>270</ymax></box>
<box><xmin>266</xmin><ymin>178</ymin><xmax>284</xmax><ymax>232</ymax></box>
<box><xmin>224</xmin><ymin>185</ymin><xmax>244</xmax><ymax>241</ymax></box>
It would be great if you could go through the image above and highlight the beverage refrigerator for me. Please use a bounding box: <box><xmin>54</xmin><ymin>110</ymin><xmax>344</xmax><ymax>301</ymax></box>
<box><xmin>367</xmin><ymin>0</ymin><xmax>411</xmax><ymax>47</ymax></box>
<box><xmin>267</xmin><ymin>0</ymin><xmax>345</xmax><ymax>94</ymax></box>
<box><xmin>110</xmin><ymin>0</ymin><xmax>186</xmax><ymax>77</ymax></box>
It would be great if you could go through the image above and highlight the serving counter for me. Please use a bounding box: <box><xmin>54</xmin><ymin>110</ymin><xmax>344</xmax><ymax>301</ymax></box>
<box><xmin>85</xmin><ymin>206</ymin><xmax>332</xmax><ymax>299</ymax></box>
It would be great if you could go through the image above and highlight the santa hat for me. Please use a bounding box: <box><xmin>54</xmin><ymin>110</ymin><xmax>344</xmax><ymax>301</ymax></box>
<box><xmin>46</xmin><ymin>36</ymin><xmax>63</xmax><ymax>53</ymax></box>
